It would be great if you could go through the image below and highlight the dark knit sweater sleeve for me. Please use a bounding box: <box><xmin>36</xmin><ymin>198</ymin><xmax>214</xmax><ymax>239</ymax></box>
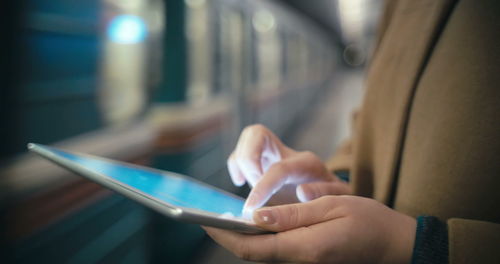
<box><xmin>411</xmin><ymin>216</ymin><xmax>449</xmax><ymax>264</ymax></box>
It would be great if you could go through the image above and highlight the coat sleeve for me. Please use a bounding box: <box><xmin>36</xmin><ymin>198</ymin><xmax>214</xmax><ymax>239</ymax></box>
<box><xmin>447</xmin><ymin>219</ymin><xmax>500</xmax><ymax>264</ymax></box>
<box><xmin>411</xmin><ymin>217</ymin><xmax>500</xmax><ymax>264</ymax></box>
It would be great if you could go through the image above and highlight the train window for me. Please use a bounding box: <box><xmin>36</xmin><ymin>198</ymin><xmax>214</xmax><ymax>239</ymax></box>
<box><xmin>99</xmin><ymin>0</ymin><xmax>156</xmax><ymax>125</ymax></box>
<box><xmin>297</xmin><ymin>35</ymin><xmax>310</xmax><ymax>86</ymax></box>
<box><xmin>228</xmin><ymin>10</ymin><xmax>245</xmax><ymax>93</ymax></box>
<box><xmin>279</xmin><ymin>28</ymin><xmax>289</xmax><ymax>81</ymax></box>
<box><xmin>185</xmin><ymin>0</ymin><xmax>213</xmax><ymax>105</ymax></box>
<box><xmin>216</xmin><ymin>6</ymin><xmax>245</xmax><ymax>95</ymax></box>
<box><xmin>252</xmin><ymin>9</ymin><xmax>281</xmax><ymax>91</ymax></box>
<box><xmin>286</xmin><ymin>33</ymin><xmax>301</xmax><ymax>86</ymax></box>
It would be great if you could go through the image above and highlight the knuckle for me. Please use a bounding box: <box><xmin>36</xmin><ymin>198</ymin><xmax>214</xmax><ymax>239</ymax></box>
<box><xmin>268</xmin><ymin>162</ymin><xmax>283</xmax><ymax>174</ymax></box>
<box><xmin>300</xmin><ymin>150</ymin><xmax>317</xmax><ymax>161</ymax></box>
<box><xmin>267</xmin><ymin>162</ymin><xmax>290</xmax><ymax>180</ymax></box>
<box><xmin>302</xmin><ymin>150</ymin><xmax>315</xmax><ymax>157</ymax></box>
<box><xmin>339</xmin><ymin>195</ymin><xmax>358</xmax><ymax>206</ymax></box>
<box><xmin>318</xmin><ymin>195</ymin><xmax>336</xmax><ymax>204</ymax></box>
<box><xmin>250</xmin><ymin>123</ymin><xmax>267</xmax><ymax>131</ymax></box>
<box><xmin>242</xmin><ymin>124</ymin><xmax>266</xmax><ymax>135</ymax></box>
<box><xmin>282</xmin><ymin>205</ymin><xmax>300</xmax><ymax>228</ymax></box>
<box><xmin>248</xmin><ymin>153</ymin><xmax>261</xmax><ymax>164</ymax></box>
<box><xmin>273</xmin><ymin>159</ymin><xmax>292</xmax><ymax>173</ymax></box>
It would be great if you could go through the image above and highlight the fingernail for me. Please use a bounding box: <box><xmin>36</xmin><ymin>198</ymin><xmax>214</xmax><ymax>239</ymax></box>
<box><xmin>296</xmin><ymin>185</ymin><xmax>308</xmax><ymax>202</ymax></box>
<box><xmin>255</xmin><ymin>209</ymin><xmax>276</xmax><ymax>225</ymax></box>
<box><xmin>296</xmin><ymin>185</ymin><xmax>315</xmax><ymax>202</ymax></box>
<box><xmin>233</xmin><ymin>176</ymin><xmax>245</xmax><ymax>187</ymax></box>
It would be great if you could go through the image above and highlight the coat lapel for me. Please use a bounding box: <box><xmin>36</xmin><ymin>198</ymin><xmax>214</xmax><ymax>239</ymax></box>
<box><xmin>351</xmin><ymin>0</ymin><xmax>457</xmax><ymax>204</ymax></box>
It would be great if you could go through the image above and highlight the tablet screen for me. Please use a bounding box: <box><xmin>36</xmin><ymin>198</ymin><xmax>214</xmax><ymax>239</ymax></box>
<box><xmin>48</xmin><ymin>148</ymin><xmax>245</xmax><ymax>219</ymax></box>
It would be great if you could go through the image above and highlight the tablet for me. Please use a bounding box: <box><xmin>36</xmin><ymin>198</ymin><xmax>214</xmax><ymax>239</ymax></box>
<box><xmin>27</xmin><ymin>143</ymin><xmax>266</xmax><ymax>234</ymax></box>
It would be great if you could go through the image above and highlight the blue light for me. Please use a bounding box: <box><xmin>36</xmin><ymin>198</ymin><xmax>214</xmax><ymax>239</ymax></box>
<box><xmin>48</xmin><ymin>146</ymin><xmax>246</xmax><ymax>218</ymax></box>
<box><xmin>108</xmin><ymin>15</ymin><xmax>147</xmax><ymax>44</ymax></box>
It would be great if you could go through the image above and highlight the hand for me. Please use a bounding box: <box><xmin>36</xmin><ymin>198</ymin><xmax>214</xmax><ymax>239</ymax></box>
<box><xmin>228</xmin><ymin>124</ymin><xmax>351</xmax><ymax>214</ymax></box>
<box><xmin>204</xmin><ymin>195</ymin><xmax>416</xmax><ymax>264</ymax></box>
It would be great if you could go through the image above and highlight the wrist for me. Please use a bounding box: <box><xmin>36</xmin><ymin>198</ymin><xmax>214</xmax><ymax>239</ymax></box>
<box><xmin>383</xmin><ymin>213</ymin><xmax>417</xmax><ymax>264</ymax></box>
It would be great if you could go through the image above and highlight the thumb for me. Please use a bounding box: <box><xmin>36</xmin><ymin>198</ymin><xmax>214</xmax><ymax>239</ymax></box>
<box><xmin>296</xmin><ymin>181</ymin><xmax>351</xmax><ymax>202</ymax></box>
<box><xmin>252</xmin><ymin>196</ymin><xmax>343</xmax><ymax>232</ymax></box>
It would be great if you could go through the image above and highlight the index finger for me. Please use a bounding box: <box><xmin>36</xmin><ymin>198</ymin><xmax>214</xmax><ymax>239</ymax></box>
<box><xmin>243</xmin><ymin>152</ymin><xmax>323</xmax><ymax>211</ymax></box>
<box><xmin>243</xmin><ymin>161</ymin><xmax>289</xmax><ymax>212</ymax></box>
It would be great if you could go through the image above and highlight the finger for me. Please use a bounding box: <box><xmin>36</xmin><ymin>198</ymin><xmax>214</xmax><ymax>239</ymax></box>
<box><xmin>234</xmin><ymin>129</ymin><xmax>266</xmax><ymax>186</ymax></box>
<box><xmin>228</xmin><ymin>154</ymin><xmax>246</xmax><ymax>186</ymax></box>
<box><xmin>296</xmin><ymin>181</ymin><xmax>351</xmax><ymax>202</ymax></box>
<box><xmin>243</xmin><ymin>152</ymin><xmax>321</xmax><ymax>211</ymax></box>
<box><xmin>203</xmin><ymin>226</ymin><xmax>310</xmax><ymax>263</ymax></box>
<box><xmin>243</xmin><ymin>160</ymin><xmax>291</xmax><ymax>212</ymax></box>
<box><xmin>234</xmin><ymin>125</ymin><xmax>286</xmax><ymax>187</ymax></box>
<box><xmin>203</xmin><ymin>226</ymin><xmax>282</xmax><ymax>262</ymax></box>
<box><xmin>235</xmin><ymin>158</ymin><xmax>261</xmax><ymax>187</ymax></box>
<box><xmin>253</xmin><ymin>196</ymin><xmax>345</xmax><ymax>232</ymax></box>
<box><xmin>260</xmin><ymin>135</ymin><xmax>282</xmax><ymax>172</ymax></box>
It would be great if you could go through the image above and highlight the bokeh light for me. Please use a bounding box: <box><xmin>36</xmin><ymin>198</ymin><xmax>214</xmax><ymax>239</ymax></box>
<box><xmin>107</xmin><ymin>15</ymin><xmax>147</xmax><ymax>44</ymax></box>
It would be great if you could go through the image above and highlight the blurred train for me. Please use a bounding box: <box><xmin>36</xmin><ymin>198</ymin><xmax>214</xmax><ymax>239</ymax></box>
<box><xmin>0</xmin><ymin>0</ymin><xmax>340</xmax><ymax>263</ymax></box>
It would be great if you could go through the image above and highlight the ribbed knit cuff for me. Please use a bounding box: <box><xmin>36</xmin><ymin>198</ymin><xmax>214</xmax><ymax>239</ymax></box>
<box><xmin>333</xmin><ymin>170</ymin><xmax>350</xmax><ymax>182</ymax></box>
<box><xmin>411</xmin><ymin>216</ymin><xmax>448</xmax><ymax>264</ymax></box>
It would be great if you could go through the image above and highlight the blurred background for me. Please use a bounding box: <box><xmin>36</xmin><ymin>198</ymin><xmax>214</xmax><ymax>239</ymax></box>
<box><xmin>0</xmin><ymin>0</ymin><xmax>382</xmax><ymax>263</ymax></box>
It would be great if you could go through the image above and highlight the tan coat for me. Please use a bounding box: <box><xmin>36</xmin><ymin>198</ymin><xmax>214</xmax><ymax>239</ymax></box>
<box><xmin>327</xmin><ymin>0</ymin><xmax>500</xmax><ymax>262</ymax></box>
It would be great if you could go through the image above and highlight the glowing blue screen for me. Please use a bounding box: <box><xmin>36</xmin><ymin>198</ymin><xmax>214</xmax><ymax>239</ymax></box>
<box><xmin>49</xmin><ymin>148</ymin><xmax>244</xmax><ymax>218</ymax></box>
